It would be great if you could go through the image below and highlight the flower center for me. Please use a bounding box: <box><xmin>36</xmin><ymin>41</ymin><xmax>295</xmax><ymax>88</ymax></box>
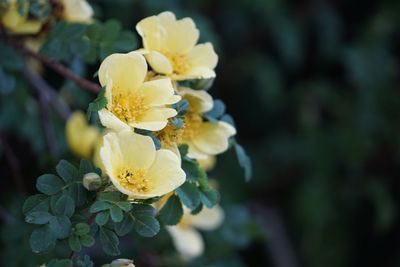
<box><xmin>155</xmin><ymin>123</ymin><xmax>183</xmax><ymax>149</ymax></box>
<box><xmin>181</xmin><ymin>113</ymin><xmax>203</xmax><ymax>142</ymax></box>
<box><xmin>117</xmin><ymin>167</ymin><xmax>150</xmax><ymax>193</ymax></box>
<box><xmin>111</xmin><ymin>91</ymin><xmax>148</xmax><ymax>124</ymax></box>
<box><xmin>161</xmin><ymin>50</ymin><xmax>191</xmax><ymax>75</ymax></box>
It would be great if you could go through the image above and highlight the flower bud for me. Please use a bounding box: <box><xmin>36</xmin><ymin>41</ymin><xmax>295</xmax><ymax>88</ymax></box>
<box><xmin>110</xmin><ymin>259</ymin><xmax>135</xmax><ymax>267</ymax></box>
<box><xmin>83</xmin><ymin>172</ymin><xmax>102</xmax><ymax>191</ymax></box>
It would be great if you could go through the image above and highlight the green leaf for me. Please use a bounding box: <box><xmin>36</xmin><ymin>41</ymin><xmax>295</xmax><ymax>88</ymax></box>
<box><xmin>114</xmin><ymin>215</ymin><xmax>134</xmax><ymax>236</ymax></box>
<box><xmin>115</xmin><ymin>201</ymin><xmax>132</xmax><ymax>212</ymax></box>
<box><xmin>79</xmin><ymin>159</ymin><xmax>99</xmax><ymax>176</ymax></box>
<box><xmin>80</xmin><ymin>234</ymin><xmax>95</xmax><ymax>247</ymax></box>
<box><xmin>130</xmin><ymin>204</ymin><xmax>160</xmax><ymax>237</ymax></box>
<box><xmin>110</xmin><ymin>206</ymin><xmax>123</xmax><ymax>223</ymax></box>
<box><xmin>56</xmin><ymin>160</ymin><xmax>78</xmax><ymax>182</ymax></box>
<box><xmin>204</xmin><ymin>99</ymin><xmax>226</xmax><ymax>119</ymax></box>
<box><xmin>98</xmin><ymin>191</ymin><xmax>122</xmax><ymax>202</ymax></box>
<box><xmin>23</xmin><ymin>194</ymin><xmax>49</xmax><ymax>214</ymax></box>
<box><xmin>182</xmin><ymin>158</ymin><xmax>200</xmax><ymax>182</ymax></box>
<box><xmin>178</xmin><ymin>144</ymin><xmax>189</xmax><ymax>157</ymax></box>
<box><xmin>67</xmin><ymin>183</ymin><xmax>87</xmax><ymax>207</ymax></box>
<box><xmin>171</xmin><ymin>117</ymin><xmax>184</xmax><ymax>128</ymax></box>
<box><xmin>36</xmin><ymin>174</ymin><xmax>64</xmax><ymax>195</ymax></box>
<box><xmin>90</xmin><ymin>201</ymin><xmax>112</xmax><ymax>213</ymax></box>
<box><xmin>175</xmin><ymin>99</ymin><xmax>189</xmax><ymax>116</ymax></box>
<box><xmin>25</xmin><ymin>211</ymin><xmax>52</xmax><ymax>225</ymax></box>
<box><xmin>75</xmin><ymin>223</ymin><xmax>90</xmax><ymax>236</ymax></box>
<box><xmin>96</xmin><ymin>211</ymin><xmax>110</xmax><ymax>226</ymax></box>
<box><xmin>68</xmin><ymin>235</ymin><xmax>81</xmax><ymax>252</ymax></box>
<box><xmin>191</xmin><ymin>203</ymin><xmax>203</xmax><ymax>215</ymax></box>
<box><xmin>234</xmin><ymin>143</ymin><xmax>252</xmax><ymax>182</ymax></box>
<box><xmin>74</xmin><ymin>255</ymin><xmax>94</xmax><ymax>267</ymax></box>
<box><xmin>199</xmin><ymin>187</ymin><xmax>220</xmax><ymax>208</ymax></box>
<box><xmin>47</xmin><ymin>259</ymin><xmax>73</xmax><ymax>267</ymax></box>
<box><xmin>87</xmin><ymin>87</ymin><xmax>107</xmax><ymax>120</ymax></box>
<box><xmin>49</xmin><ymin>215</ymin><xmax>71</xmax><ymax>239</ymax></box>
<box><xmin>176</xmin><ymin>182</ymin><xmax>201</xmax><ymax>210</ymax></box>
<box><xmin>30</xmin><ymin>225</ymin><xmax>57</xmax><ymax>253</ymax></box>
<box><xmin>54</xmin><ymin>195</ymin><xmax>75</xmax><ymax>217</ymax></box>
<box><xmin>114</xmin><ymin>204</ymin><xmax>159</xmax><ymax>237</ymax></box>
<box><xmin>99</xmin><ymin>227</ymin><xmax>120</xmax><ymax>256</ymax></box>
<box><xmin>159</xmin><ymin>195</ymin><xmax>183</xmax><ymax>225</ymax></box>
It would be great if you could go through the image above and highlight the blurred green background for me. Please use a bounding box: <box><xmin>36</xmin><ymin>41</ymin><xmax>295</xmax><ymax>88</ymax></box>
<box><xmin>2</xmin><ymin>0</ymin><xmax>400</xmax><ymax>266</ymax></box>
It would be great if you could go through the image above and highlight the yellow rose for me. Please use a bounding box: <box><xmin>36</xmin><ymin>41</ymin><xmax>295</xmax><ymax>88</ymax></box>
<box><xmin>100</xmin><ymin>130</ymin><xmax>185</xmax><ymax>199</ymax></box>
<box><xmin>1</xmin><ymin>0</ymin><xmax>42</xmax><ymax>34</ymax></box>
<box><xmin>66</xmin><ymin>111</ymin><xmax>100</xmax><ymax>159</ymax></box>
<box><xmin>97</xmin><ymin>52</ymin><xmax>181</xmax><ymax>132</ymax></box>
<box><xmin>157</xmin><ymin>87</ymin><xmax>236</xmax><ymax>159</ymax></box>
<box><xmin>167</xmin><ymin>205</ymin><xmax>224</xmax><ymax>259</ymax></box>
<box><xmin>60</xmin><ymin>0</ymin><xmax>93</xmax><ymax>24</ymax></box>
<box><xmin>136</xmin><ymin>11</ymin><xmax>218</xmax><ymax>81</ymax></box>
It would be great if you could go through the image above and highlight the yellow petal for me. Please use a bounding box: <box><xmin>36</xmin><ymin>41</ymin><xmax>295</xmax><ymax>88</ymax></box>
<box><xmin>186</xmin><ymin>140</ymin><xmax>209</xmax><ymax>159</ymax></box>
<box><xmin>145</xmin><ymin>149</ymin><xmax>185</xmax><ymax>196</ymax></box>
<box><xmin>98</xmin><ymin>109</ymin><xmax>131</xmax><ymax>132</ymax></box>
<box><xmin>129</xmin><ymin>108</ymin><xmax>177</xmax><ymax>131</ymax></box>
<box><xmin>191</xmin><ymin>121</ymin><xmax>236</xmax><ymax>156</ymax></box>
<box><xmin>136</xmin><ymin>11</ymin><xmax>199</xmax><ymax>54</ymax></box>
<box><xmin>2</xmin><ymin>5</ymin><xmax>42</xmax><ymax>34</ymax></box>
<box><xmin>197</xmin><ymin>155</ymin><xmax>216</xmax><ymax>171</ymax></box>
<box><xmin>187</xmin><ymin>43</ymin><xmax>218</xmax><ymax>69</ymax></box>
<box><xmin>144</xmin><ymin>51</ymin><xmax>173</xmax><ymax>74</ymax></box>
<box><xmin>166</xmin><ymin>226</ymin><xmax>204</xmax><ymax>259</ymax></box>
<box><xmin>61</xmin><ymin>0</ymin><xmax>93</xmax><ymax>23</ymax></box>
<box><xmin>189</xmin><ymin>205</ymin><xmax>224</xmax><ymax>230</ymax></box>
<box><xmin>178</xmin><ymin>87</ymin><xmax>213</xmax><ymax>113</ymax></box>
<box><xmin>139</xmin><ymin>79</ymin><xmax>180</xmax><ymax>107</ymax></box>
<box><xmin>98</xmin><ymin>52</ymin><xmax>147</xmax><ymax>93</ymax></box>
<box><xmin>66</xmin><ymin>111</ymin><xmax>100</xmax><ymax>158</ymax></box>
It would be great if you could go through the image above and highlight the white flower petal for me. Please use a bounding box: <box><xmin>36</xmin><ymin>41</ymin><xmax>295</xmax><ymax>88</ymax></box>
<box><xmin>140</xmin><ymin>79</ymin><xmax>179</xmax><ymax>107</ymax></box>
<box><xmin>144</xmin><ymin>51</ymin><xmax>173</xmax><ymax>74</ymax></box>
<box><xmin>190</xmin><ymin>205</ymin><xmax>224</xmax><ymax>231</ymax></box>
<box><xmin>166</xmin><ymin>226</ymin><xmax>204</xmax><ymax>259</ymax></box>
<box><xmin>98</xmin><ymin>109</ymin><xmax>131</xmax><ymax>132</ymax></box>
<box><xmin>178</xmin><ymin>87</ymin><xmax>214</xmax><ymax>113</ymax></box>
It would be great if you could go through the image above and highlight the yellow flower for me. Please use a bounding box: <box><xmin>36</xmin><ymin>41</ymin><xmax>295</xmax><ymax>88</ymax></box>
<box><xmin>136</xmin><ymin>11</ymin><xmax>218</xmax><ymax>81</ymax></box>
<box><xmin>1</xmin><ymin>0</ymin><xmax>42</xmax><ymax>34</ymax></box>
<box><xmin>98</xmin><ymin>52</ymin><xmax>181</xmax><ymax>132</ymax></box>
<box><xmin>100</xmin><ymin>130</ymin><xmax>185</xmax><ymax>199</ymax></box>
<box><xmin>157</xmin><ymin>87</ymin><xmax>236</xmax><ymax>159</ymax></box>
<box><xmin>66</xmin><ymin>111</ymin><xmax>100</xmax><ymax>159</ymax></box>
<box><xmin>60</xmin><ymin>0</ymin><xmax>93</xmax><ymax>24</ymax></box>
<box><xmin>167</xmin><ymin>205</ymin><xmax>224</xmax><ymax>259</ymax></box>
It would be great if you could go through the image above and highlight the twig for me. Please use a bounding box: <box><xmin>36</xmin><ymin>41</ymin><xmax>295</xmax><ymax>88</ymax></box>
<box><xmin>0</xmin><ymin>134</ymin><xmax>27</xmax><ymax>194</ymax></box>
<box><xmin>0</xmin><ymin>32</ymin><xmax>101</xmax><ymax>94</ymax></box>
<box><xmin>22</xmin><ymin>66</ymin><xmax>71</xmax><ymax>120</ymax></box>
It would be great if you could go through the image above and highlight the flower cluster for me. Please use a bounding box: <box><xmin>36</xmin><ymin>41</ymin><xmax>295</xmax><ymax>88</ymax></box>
<box><xmin>1</xmin><ymin>0</ymin><xmax>93</xmax><ymax>35</ymax></box>
<box><xmin>64</xmin><ymin>11</ymin><xmax>243</xmax><ymax>261</ymax></box>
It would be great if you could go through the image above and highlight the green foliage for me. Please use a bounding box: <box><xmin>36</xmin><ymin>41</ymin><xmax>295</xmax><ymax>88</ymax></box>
<box><xmin>86</xmin><ymin>87</ymin><xmax>108</xmax><ymax>120</ymax></box>
<box><xmin>159</xmin><ymin>194</ymin><xmax>183</xmax><ymax>225</ymax></box>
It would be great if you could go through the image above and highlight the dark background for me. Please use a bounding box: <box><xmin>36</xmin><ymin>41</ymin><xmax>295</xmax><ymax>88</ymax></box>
<box><xmin>2</xmin><ymin>0</ymin><xmax>400</xmax><ymax>266</ymax></box>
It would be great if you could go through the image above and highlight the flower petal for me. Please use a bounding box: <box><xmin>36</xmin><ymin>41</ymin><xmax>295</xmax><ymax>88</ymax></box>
<box><xmin>186</xmin><ymin>140</ymin><xmax>209</xmax><ymax>159</ymax></box>
<box><xmin>130</xmin><ymin>108</ymin><xmax>177</xmax><ymax>131</ymax></box>
<box><xmin>61</xmin><ymin>0</ymin><xmax>93</xmax><ymax>23</ymax></box>
<box><xmin>166</xmin><ymin>226</ymin><xmax>204</xmax><ymax>259</ymax></box>
<box><xmin>98</xmin><ymin>109</ymin><xmax>131</xmax><ymax>132</ymax></box>
<box><xmin>98</xmin><ymin>52</ymin><xmax>147</xmax><ymax>93</ymax></box>
<box><xmin>187</xmin><ymin>43</ymin><xmax>218</xmax><ymax>69</ymax></box>
<box><xmin>144</xmin><ymin>51</ymin><xmax>173</xmax><ymax>74</ymax></box>
<box><xmin>191</xmin><ymin>121</ymin><xmax>236</xmax><ymax>156</ymax></box>
<box><xmin>145</xmin><ymin>149</ymin><xmax>185</xmax><ymax>196</ymax></box>
<box><xmin>179</xmin><ymin>87</ymin><xmax>213</xmax><ymax>113</ymax></box>
<box><xmin>189</xmin><ymin>205</ymin><xmax>224</xmax><ymax>230</ymax></box>
<box><xmin>140</xmin><ymin>79</ymin><xmax>180</xmax><ymax>107</ymax></box>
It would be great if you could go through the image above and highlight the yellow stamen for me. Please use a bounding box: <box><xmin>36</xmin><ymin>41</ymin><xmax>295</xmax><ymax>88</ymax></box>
<box><xmin>181</xmin><ymin>112</ymin><xmax>202</xmax><ymax>142</ymax></box>
<box><xmin>117</xmin><ymin>167</ymin><xmax>150</xmax><ymax>193</ymax></box>
<box><xmin>161</xmin><ymin>50</ymin><xmax>191</xmax><ymax>75</ymax></box>
<box><xmin>111</xmin><ymin>90</ymin><xmax>148</xmax><ymax>124</ymax></box>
